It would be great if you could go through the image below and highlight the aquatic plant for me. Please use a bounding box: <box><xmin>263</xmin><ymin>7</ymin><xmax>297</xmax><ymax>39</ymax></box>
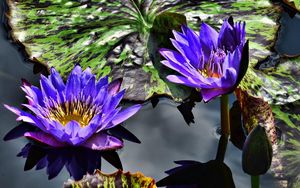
<box><xmin>159</xmin><ymin>17</ymin><xmax>248</xmax><ymax>102</ymax></box>
<box><xmin>4</xmin><ymin>65</ymin><xmax>141</xmax><ymax>150</ymax></box>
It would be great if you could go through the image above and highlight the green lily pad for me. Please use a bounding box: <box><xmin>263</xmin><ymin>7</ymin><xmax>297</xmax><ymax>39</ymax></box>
<box><xmin>6</xmin><ymin>0</ymin><xmax>285</xmax><ymax>102</ymax></box>
<box><xmin>64</xmin><ymin>170</ymin><xmax>157</xmax><ymax>188</ymax></box>
<box><xmin>283</xmin><ymin>0</ymin><xmax>300</xmax><ymax>12</ymax></box>
<box><xmin>271</xmin><ymin>100</ymin><xmax>300</xmax><ymax>187</ymax></box>
<box><xmin>239</xmin><ymin>56</ymin><xmax>300</xmax><ymax>104</ymax></box>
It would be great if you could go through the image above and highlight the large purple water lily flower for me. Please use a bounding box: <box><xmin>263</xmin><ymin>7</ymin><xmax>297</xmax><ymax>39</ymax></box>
<box><xmin>160</xmin><ymin>17</ymin><xmax>248</xmax><ymax>102</ymax></box>
<box><xmin>4</xmin><ymin>65</ymin><xmax>142</xmax><ymax>150</ymax></box>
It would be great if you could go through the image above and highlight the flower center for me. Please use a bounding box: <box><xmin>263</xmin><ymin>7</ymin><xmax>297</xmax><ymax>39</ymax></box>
<box><xmin>199</xmin><ymin>49</ymin><xmax>226</xmax><ymax>78</ymax></box>
<box><xmin>47</xmin><ymin>99</ymin><xmax>101</xmax><ymax>127</ymax></box>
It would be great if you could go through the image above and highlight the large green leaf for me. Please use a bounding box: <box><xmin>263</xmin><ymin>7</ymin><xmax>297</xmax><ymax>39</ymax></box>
<box><xmin>240</xmin><ymin>56</ymin><xmax>300</xmax><ymax>104</ymax></box>
<box><xmin>6</xmin><ymin>0</ymin><xmax>286</xmax><ymax>101</ymax></box>
<box><xmin>271</xmin><ymin>100</ymin><xmax>300</xmax><ymax>187</ymax></box>
<box><xmin>64</xmin><ymin>170</ymin><xmax>157</xmax><ymax>188</ymax></box>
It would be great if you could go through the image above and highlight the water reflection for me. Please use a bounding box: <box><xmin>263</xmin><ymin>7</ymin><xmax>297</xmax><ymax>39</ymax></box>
<box><xmin>17</xmin><ymin>142</ymin><xmax>123</xmax><ymax>181</ymax></box>
<box><xmin>157</xmin><ymin>135</ymin><xmax>235</xmax><ymax>188</ymax></box>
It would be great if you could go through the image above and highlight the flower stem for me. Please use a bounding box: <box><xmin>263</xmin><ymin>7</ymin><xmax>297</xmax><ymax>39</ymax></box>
<box><xmin>251</xmin><ymin>176</ymin><xmax>260</xmax><ymax>188</ymax></box>
<box><xmin>221</xmin><ymin>94</ymin><xmax>230</xmax><ymax>136</ymax></box>
<box><xmin>215</xmin><ymin>94</ymin><xmax>230</xmax><ymax>162</ymax></box>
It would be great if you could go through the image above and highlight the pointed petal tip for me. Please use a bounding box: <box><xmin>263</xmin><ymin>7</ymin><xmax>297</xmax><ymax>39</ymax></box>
<box><xmin>21</xmin><ymin>78</ymin><xmax>31</xmax><ymax>87</ymax></box>
<box><xmin>3</xmin><ymin>104</ymin><xmax>21</xmax><ymax>115</ymax></box>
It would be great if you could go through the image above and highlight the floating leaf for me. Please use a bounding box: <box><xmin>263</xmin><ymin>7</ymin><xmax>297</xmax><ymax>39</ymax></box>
<box><xmin>239</xmin><ymin>56</ymin><xmax>300</xmax><ymax>104</ymax></box>
<box><xmin>283</xmin><ymin>0</ymin><xmax>300</xmax><ymax>12</ymax></box>
<box><xmin>6</xmin><ymin>0</ymin><xmax>285</xmax><ymax>102</ymax></box>
<box><xmin>64</xmin><ymin>170</ymin><xmax>157</xmax><ymax>188</ymax></box>
<box><xmin>242</xmin><ymin>125</ymin><xmax>273</xmax><ymax>176</ymax></box>
<box><xmin>271</xmin><ymin>100</ymin><xmax>300</xmax><ymax>187</ymax></box>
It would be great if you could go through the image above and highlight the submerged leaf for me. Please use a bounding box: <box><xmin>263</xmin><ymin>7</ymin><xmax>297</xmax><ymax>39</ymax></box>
<box><xmin>64</xmin><ymin>170</ymin><xmax>157</xmax><ymax>188</ymax></box>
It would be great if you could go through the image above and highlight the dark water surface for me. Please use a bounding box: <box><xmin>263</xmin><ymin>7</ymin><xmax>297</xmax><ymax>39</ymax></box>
<box><xmin>1</xmin><ymin>1</ymin><xmax>300</xmax><ymax>187</ymax></box>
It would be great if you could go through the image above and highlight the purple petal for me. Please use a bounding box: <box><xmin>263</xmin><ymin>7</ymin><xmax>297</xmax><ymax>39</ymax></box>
<box><xmin>200</xmin><ymin>22</ymin><xmax>218</xmax><ymax>59</ymax></box>
<box><xmin>201</xmin><ymin>88</ymin><xmax>232</xmax><ymax>103</ymax></box>
<box><xmin>40</xmin><ymin>75</ymin><xmax>57</xmax><ymax>100</ymax></box>
<box><xmin>100</xmin><ymin>107</ymin><xmax>121</xmax><ymax>130</ymax></box>
<box><xmin>159</xmin><ymin>48</ymin><xmax>203</xmax><ymax>78</ymax></box>
<box><xmin>96</xmin><ymin>76</ymin><xmax>108</xmax><ymax>92</ymax></box>
<box><xmin>220</xmin><ymin>68</ymin><xmax>238</xmax><ymax>88</ymax></box>
<box><xmin>172</xmin><ymin>30</ymin><xmax>188</xmax><ymax>45</ymax></box>
<box><xmin>4</xmin><ymin>104</ymin><xmax>46</xmax><ymax>131</ymax></box>
<box><xmin>66</xmin><ymin>70</ymin><xmax>81</xmax><ymax>101</ymax></box>
<box><xmin>71</xmin><ymin>64</ymin><xmax>82</xmax><ymax>75</ymax></box>
<box><xmin>30</xmin><ymin>86</ymin><xmax>45</xmax><ymax>107</ymax></box>
<box><xmin>160</xmin><ymin>59</ymin><xmax>194</xmax><ymax>79</ymax></box>
<box><xmin>81</xmin><ymin>67</ymin><xmax>93</xmax><ymax>88</ymax></box>
<box><xmin>46</xmin><ymin>120</ymin><xmax>70</xmax><ymax>141</ymax></box>
<box><xmin>78</xmin><ymin>114</ymin><xmax>102</xmax><ymax>138</ymax></box>
<box><xmin>64</xmin><ymin>120</ymin><xmax>81</xmax><ymax>138</ymax></box>
<box><xmin>182</xmin><ymin>25</ymin><xmax>201</xmax><ymax>55</ymax></box>
<box><xmin>103</xmin><ymin>89</ymin><xmax>125</xmax><ymax>115</ymax></box>
<box><xmin>167</xmin><ymin>75</ymin><xmax>200</xmax><ymax>88</ymax></box>
<box><xmin>160</xmin><ymin>48</ymin><xmax>187</xmax><ymax>66</ymax></box>
<box><xmin>24</xmin><ymin>131</ymin><xmax>66</xmax><ymax>147</ymax></box>
<box><xmin>228</xmin><ymin>47</ymin><xmax>242</xmax><ymax>74</ymax></box>
<box><xmin>108</xmin><ymin>79</ymin><xmax>122</xmax><ymax>95</ymax></box>
<box><xmin>95</xmin><ymin>85</ymin><xmax>108</xmax><ymax>105</ymax></box>
<box><xmin>170</xmin><ymin>39</ymin><xmax>203</xmax><ymax>69</ymax></box>
<box><xmin>82</xmin><ymin>76</ymin><xmax>96</xmax><ymax>97</ymax></box>
<box><xmin>80</xmin><ymin>132</ymin><xmax>123</xmax><ymax>150</ymax></box>
<box><xmin>50</xmin><ymin>67</ymin><xmax>65</xmax><ymax>92</ymax></box>
<box><xmin>166</xmin><ymin>75</ymin><xmax>212</xmax><ymax>89</ymax></box>
<box><xmin>111</xmin><ymin>104</ymin><xmax>142</xmax><ymax>126</ymax></box>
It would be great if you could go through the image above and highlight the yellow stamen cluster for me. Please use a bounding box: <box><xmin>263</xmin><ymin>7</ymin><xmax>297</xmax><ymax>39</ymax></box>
<box><xmin>47</xmin><ymin>98</ymin><xmax>101</xmax><ymax>127</ymax></box>
<box><xmin>198</xmin><ymin>65</ymin><xmax>222</xmax><ymax>78</ymax></box>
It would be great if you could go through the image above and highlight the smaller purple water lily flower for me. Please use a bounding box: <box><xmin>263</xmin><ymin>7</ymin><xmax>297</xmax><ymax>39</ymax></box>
<box><xmin>4</xmin><ymin>65</ymin><xmax>142</xmax><ymax>150</ymax></box>
<box><xmin>160</xmin><ymin>17</ymin><xmax>248</xmax><ymax>102</ymax></box>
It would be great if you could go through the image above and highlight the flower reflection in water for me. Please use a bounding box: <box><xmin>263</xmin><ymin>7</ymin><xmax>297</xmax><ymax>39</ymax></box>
<box><xmin>17</xmin><ymin>142</ymin><xmax>124</xmax><ymax>181</ymax></box>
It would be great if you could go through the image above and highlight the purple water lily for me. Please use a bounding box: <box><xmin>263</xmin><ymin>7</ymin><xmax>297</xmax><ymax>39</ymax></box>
<box><xmin>160</xmin><ymin>17</ymin><xmax>248</xmax><ymax>102</ymax></box>
<box><xmin>4</xmin><ymin>65</ymin><xmax>142</xmax><ymax>150</ymax></box>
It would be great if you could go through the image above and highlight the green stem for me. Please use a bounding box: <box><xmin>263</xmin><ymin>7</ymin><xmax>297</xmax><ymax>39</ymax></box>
<box><xmin>251</xmin><ymin>176</ymin><xmax>260</xmax><ymax>188</ymax></box>
<box><xmin>221</xmin><ymin>95</ymin><xmax>230</xmax><ymax>136</ymax></box>
<box><xmin>215</xmin><ymin>95</ymin><xmax>230</xmax><ymax>162</ymax></box>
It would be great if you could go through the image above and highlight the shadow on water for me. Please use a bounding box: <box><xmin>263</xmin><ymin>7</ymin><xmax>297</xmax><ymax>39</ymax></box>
<box><xmin>1</xmin><ymin>0</ymin><xmax>300</xmax><ymax>188</ymax></box>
